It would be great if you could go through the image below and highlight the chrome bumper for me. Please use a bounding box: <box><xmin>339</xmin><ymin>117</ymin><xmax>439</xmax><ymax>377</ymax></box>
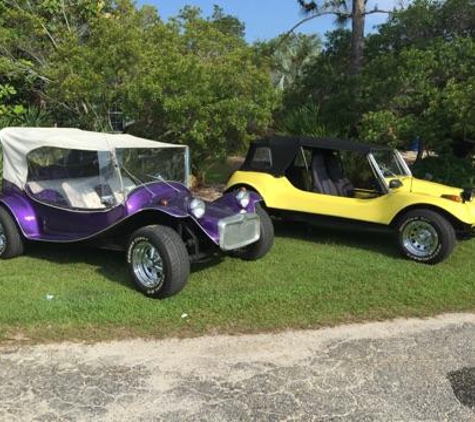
<box><xmin>218</xmin><ymin>212</ymin><xmax>260</xmax><ymax>251</ymax></box>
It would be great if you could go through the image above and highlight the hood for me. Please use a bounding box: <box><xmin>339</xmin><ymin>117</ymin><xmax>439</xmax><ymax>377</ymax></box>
<box><xmin>409</xmin><ymin>177</ymin><xmax>463</xmax><ymax>198</ymax></box>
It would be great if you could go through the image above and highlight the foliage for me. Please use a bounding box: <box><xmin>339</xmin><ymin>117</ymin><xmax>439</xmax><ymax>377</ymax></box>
<box><xmin>255</xmin><ymin>33</ymin><xmax>321</xmax><ymax>91</ymax></box>
<box><xmin>412</xmin><ymin>155</ymin><xmax>475</xmax><ymax>188</ymax></box>
<box><xmin>297</xmin><ymin>0</ymin><xmax>394</xmax><ymax>76</ymax></box>
<box><xmin>358</xmin><ymin>111</ymin><xmax>415</xmax><ymax>148</ymax></box>
<box><xmin>360</xmin><ymin>36</ymin><xmax>475</xmax><ymax>153</ymax></box>
<box><xmin>0</xmin><ymin>1</ymin><xmax>278</xmax><ymax>181</ymax></box>
<box><xmin>285</xmin><ymin>0</ymin><xmax>475</xmax><ymax>172</ymax></box>
<box><xmin>275</xmin><ymin>104</ymin><xmax>332</xmax><ymax>137</ymax></box>
<box><xmin>283</xmin><ymin>29</ymin><xmax>356</xmax><ymax>135</ymax></box>
<box><xmin>0</xmin><ymin>84</ymin><xmax>24</xmax><ymax>121</ymax></box>
<box><xmin>122</xmin><ymin>8</ymin><xmax>278</xmax><ymax>179</ymax></box>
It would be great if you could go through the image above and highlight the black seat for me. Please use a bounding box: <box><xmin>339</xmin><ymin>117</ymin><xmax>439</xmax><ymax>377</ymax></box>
<box><xmin>325</xmin><ymin>152</ymin><xmax>354</xmax><ymax>197</ymax></box>
<box><xmin>310</xmin><ymin>153</ymin><xmax>338</xmax><ymax>195</ymax></box>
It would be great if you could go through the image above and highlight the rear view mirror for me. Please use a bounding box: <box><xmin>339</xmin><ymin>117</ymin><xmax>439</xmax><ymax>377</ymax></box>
<box><xmin>389</xmin><ymin>179</ymin><xmax>403</xmax><ymax>190</ymax></box>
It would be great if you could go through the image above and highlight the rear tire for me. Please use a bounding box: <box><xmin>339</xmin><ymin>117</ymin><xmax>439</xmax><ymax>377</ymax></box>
<box><xmin>395</xmin><ymin>209</ymin><xmax>456</xmax><ymax>264</ymax></box>
<box><xmin>0</xmin><ymin>206</ymin><xmax>24</xmax><ymax>259</ymax></box>
<box><xmin>127</xmin><ymin>225</ymin><xmax>190</xmax><ymax>298</ymax></box>
<box><xmin>230</xmin><ymin>204</ymin><xmax>274</xmax><ymax>261</ymax></box>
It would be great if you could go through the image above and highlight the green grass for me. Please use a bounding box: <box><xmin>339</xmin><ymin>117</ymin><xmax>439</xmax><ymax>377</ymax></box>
<box><xmin>1</xmin><ymin>222</ymin><xmax>475</xmax><ymax>344</ymax></box>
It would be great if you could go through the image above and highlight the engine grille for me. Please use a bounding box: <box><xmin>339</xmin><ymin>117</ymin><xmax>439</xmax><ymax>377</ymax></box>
<box><xmin>218</xmin><ymin>213</ymin><xmax>260</xmax><ymax>251</ymax></box>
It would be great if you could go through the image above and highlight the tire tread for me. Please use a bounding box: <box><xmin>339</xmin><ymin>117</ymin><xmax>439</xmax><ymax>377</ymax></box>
<box><xmin>0</xmin><ymin>206</ymin><xmax>24</xmax><ymax>259</ymax></box>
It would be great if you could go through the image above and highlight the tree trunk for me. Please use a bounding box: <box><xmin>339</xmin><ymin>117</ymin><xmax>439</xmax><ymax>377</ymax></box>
<box><xmin>349</xmin><ymin>0</ymin><xmax>365</xmax><ymax>76</ymax></box>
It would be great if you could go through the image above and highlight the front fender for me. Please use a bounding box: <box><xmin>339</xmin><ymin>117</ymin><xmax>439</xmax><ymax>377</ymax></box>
<box><xmin>211</xmin><ymin>190</ymin><xmax>262</xmax><ymax>214</ymax></box>
<box><xmin>389</xmin><ymin>192</ymin><xmax>475</xmax><ymax>226</ymax></box>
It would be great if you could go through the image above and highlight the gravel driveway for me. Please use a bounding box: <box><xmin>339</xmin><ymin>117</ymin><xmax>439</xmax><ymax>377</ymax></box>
<box><xmin>2</xmin><ymin>313</ymin><xmax>475</xmax><ymax>421</ymax></box>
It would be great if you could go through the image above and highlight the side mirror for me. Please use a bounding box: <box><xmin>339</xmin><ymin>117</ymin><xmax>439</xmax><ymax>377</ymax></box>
<box><xmin>389</xmin><ymin>179</ymin><xmax>403</xmax><ymax>190</ymax></box>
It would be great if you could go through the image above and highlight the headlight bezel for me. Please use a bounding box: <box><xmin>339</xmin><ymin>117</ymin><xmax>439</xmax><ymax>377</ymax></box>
<box><xmin>189</xmin><ymin>198</ymin><xmax>206</xmax><ymax>219</ymax></box>
<box><xmin>236</xmin><ymin>188</ymin><xmax>250</xmax><ymax>208</ymax></box>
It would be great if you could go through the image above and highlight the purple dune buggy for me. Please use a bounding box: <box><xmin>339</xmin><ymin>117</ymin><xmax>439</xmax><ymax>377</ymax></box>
<box><xmin>0</xmin><ymin>128</ymin><xmax>274</xmax><ymax>298</ymax></box>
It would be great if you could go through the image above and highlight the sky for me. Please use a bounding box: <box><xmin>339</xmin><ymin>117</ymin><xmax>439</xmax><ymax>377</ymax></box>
<box><xmin>136</xmin><ymin>0</ymin><xmax>398</xmax><ymax>42</ymax></box>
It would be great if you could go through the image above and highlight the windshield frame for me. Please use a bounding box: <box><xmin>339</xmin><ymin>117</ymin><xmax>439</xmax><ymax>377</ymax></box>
<box><xmin>114</xmin><ymin>146</ymin><xmax>190</xmax><ymax>200</ymax></box>
<box><xmin>367</xmin><ymin>149</ymin><xmax>412</xmax><ymax>194</ymax></box>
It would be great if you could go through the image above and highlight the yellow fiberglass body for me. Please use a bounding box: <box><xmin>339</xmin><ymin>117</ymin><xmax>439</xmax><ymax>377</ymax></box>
<box><xmin>227</xmin><ymin>171</ymin><xmax>475</xmax><ymax>227</ymax></box>
<box><xmin>226</xmin><ymin>136</ymin><xmax>475</xmax><ymax>264</ymax></box>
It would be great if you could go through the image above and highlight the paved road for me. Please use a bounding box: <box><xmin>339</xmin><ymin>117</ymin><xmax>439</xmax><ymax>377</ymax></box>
<box><xmin>2</xmin><ymin>314</ymin><xmax>475</xmax><ymax>421</ymax></box>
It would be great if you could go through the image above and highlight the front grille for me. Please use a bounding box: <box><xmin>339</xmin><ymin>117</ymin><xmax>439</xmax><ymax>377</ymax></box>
<box><xmin>218</xmin><ymin>213</ymin><xmax>260</xmax><ymax>251</ymax></box>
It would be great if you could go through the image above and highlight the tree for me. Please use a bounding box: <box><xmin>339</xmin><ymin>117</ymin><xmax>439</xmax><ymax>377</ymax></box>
<box><xmin>0</xmin><ymin>2</ymin><xmax>279</xmax><ymax>180</ymax></box>
<box><xmin>359</xmin><ymin>1</ymin><xmax>475</xmax><ymax>155</ymax></box>
<box><xmin>209</xmin><ymin>5</ymin><xmax>246</xmax><ymax>39</ymax></box>
<box><xmin>296</xmin><ymin>0</ymin><xmax>392</xmax><ymax>76</ymax></box>
<box><xmin>124</xmin><ymin>8</ymin><xmax>278</xmax><ymax>180</ymax></box>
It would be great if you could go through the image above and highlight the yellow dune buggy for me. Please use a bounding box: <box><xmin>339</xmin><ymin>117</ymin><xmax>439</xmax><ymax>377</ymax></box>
<box><xmin>227</xmin><ymin>136</ymin><xmax>475</xmax><ymax>264</ymax></box>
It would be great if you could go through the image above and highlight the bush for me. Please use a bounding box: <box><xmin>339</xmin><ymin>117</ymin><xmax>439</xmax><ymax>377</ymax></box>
<box><xmin>411</xmin><ymin>154</ymin><xmax>475</xmax><ymax>187</ymax></box>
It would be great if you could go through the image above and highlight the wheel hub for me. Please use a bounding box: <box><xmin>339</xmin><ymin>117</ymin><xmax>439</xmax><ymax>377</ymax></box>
<box><xmin>131</xmin><ymin>241</ymin><xmax>164</xmax><ymax>288</ymax></box>
<box><xmin>402</xmin><ymin>220</ymin><xmax>439</xmax><ymax>258</ymax></box>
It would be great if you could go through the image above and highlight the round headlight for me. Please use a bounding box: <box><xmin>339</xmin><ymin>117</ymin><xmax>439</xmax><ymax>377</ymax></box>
<box><xmin>189</xmin><ymin>198</ymin><xmax>206</xmax><ymax>219</ymax></box>
<box><xmin>236</xmin><ymin>189</ymin><xmax>250</xmax><ymax>208</ymax></box>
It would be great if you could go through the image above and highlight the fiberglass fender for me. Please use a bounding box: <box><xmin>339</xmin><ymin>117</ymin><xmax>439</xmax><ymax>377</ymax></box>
<box><xmin>0</xmin><ymin>190</ymin><xmax>40</xmax><ymax>238</ymax></box>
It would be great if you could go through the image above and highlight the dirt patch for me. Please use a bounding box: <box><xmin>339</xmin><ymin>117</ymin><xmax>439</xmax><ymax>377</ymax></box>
<box><xmin>192</xmin><ymin>184</ymin><xmax>225</xmax><ymax>201</ymax></box>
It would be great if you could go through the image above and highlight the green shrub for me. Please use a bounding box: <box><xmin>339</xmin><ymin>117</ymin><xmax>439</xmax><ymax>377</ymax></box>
<box><xmin>411</xmin><ymin>155</ymin><xmax>475</xmax><ymax>188</ymax></box>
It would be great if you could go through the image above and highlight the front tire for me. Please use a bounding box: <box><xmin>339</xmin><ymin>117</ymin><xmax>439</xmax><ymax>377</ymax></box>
<box><xmin>230</xmin><ymin>204</ymin><xmax>274</xmax><ymax>261</ymax></box>
<box><xmin>127</xmin><ymin>225</ymin><xmax>190</xmax><ymax>298</ymax></box>
<box><xmin>396</xmin><ymin>209</ymin><xmax>456</xmax><ymax>264</ymax></box>
<box><xmin>0</xmin><ymin>206</ymin><xmax>24</xmax><ymax>259</ymax></box>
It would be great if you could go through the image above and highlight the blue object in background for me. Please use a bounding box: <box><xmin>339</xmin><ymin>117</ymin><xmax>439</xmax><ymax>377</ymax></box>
<box><xmin>410</xmin><ymin>136</ymin><xmax>422</xmax><ymax>152</ymax></box>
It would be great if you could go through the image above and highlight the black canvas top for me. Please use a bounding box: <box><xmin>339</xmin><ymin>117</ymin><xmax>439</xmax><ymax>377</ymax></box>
<box><xmin>240</xmin><ymin>135</ymin><xmax>391</xmax><ymax>176</ymax></box>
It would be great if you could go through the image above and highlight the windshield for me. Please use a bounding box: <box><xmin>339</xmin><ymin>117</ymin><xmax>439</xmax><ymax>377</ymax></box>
<box><xmin>371</xmin><ymin>150</ymin><xmax>411</xmax><ymax>178</ymax></box>
<box><xmin>116</xmin><ymin>147</ymin><xmax>188</xmax><ymax>192</ymax></box>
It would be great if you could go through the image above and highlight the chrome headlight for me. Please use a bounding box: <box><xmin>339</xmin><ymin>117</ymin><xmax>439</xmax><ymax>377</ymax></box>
<box><xmin>189</xmin><ymin>198</ymin><xmax>206</xmax><ymax>219</ymax></box>
<box><xmin>236</xmin><ymin>189</ymin><xmax>250</xmax><ymax>208</ymax></box>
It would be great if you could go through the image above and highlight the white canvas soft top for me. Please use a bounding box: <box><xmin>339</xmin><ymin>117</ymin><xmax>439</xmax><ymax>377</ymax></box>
<box><xmin>0</xmin><ymin>127</ymin><xmax>186</xmax><ymax>189</ymax></box>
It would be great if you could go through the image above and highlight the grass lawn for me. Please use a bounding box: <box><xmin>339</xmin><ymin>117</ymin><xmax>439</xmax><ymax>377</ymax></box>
<box><xmin>1</xmin><ymin>221</ymin><xmax>475</xmax><ymax>344</ymax></box>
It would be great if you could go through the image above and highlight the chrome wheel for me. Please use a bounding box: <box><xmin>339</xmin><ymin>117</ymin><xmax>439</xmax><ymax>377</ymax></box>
<box><xmin>131</xmin><ymin>241</ymin><xmax>164</xmax><ymax>288</ymax></box>
<box><xmin>402</xmin><ymin>220</ymin><xmax>439</xmax><ymax>258</ymax></box>
<box><xmin>0</xmin><ymin>221</ymin><xmax>6</xmax><ymax>255</ymax></box>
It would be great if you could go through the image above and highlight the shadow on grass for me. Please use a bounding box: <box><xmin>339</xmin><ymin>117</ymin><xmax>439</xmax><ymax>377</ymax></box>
<box><xmin>273</xmin><ymin>219</ymin><xmax>401</xmax><ymax>260</ymax></box>
<box><xmin>24</xmin><ymin>241</ymin><xmax>224</xmax><ymax>292</ymax></box>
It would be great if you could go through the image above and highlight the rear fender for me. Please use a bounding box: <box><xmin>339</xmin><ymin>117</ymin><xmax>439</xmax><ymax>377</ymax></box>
<box><xmin>0</xmin><ymin>193</ymin><xmax>40</xmax><ymax>238</ymax></box>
